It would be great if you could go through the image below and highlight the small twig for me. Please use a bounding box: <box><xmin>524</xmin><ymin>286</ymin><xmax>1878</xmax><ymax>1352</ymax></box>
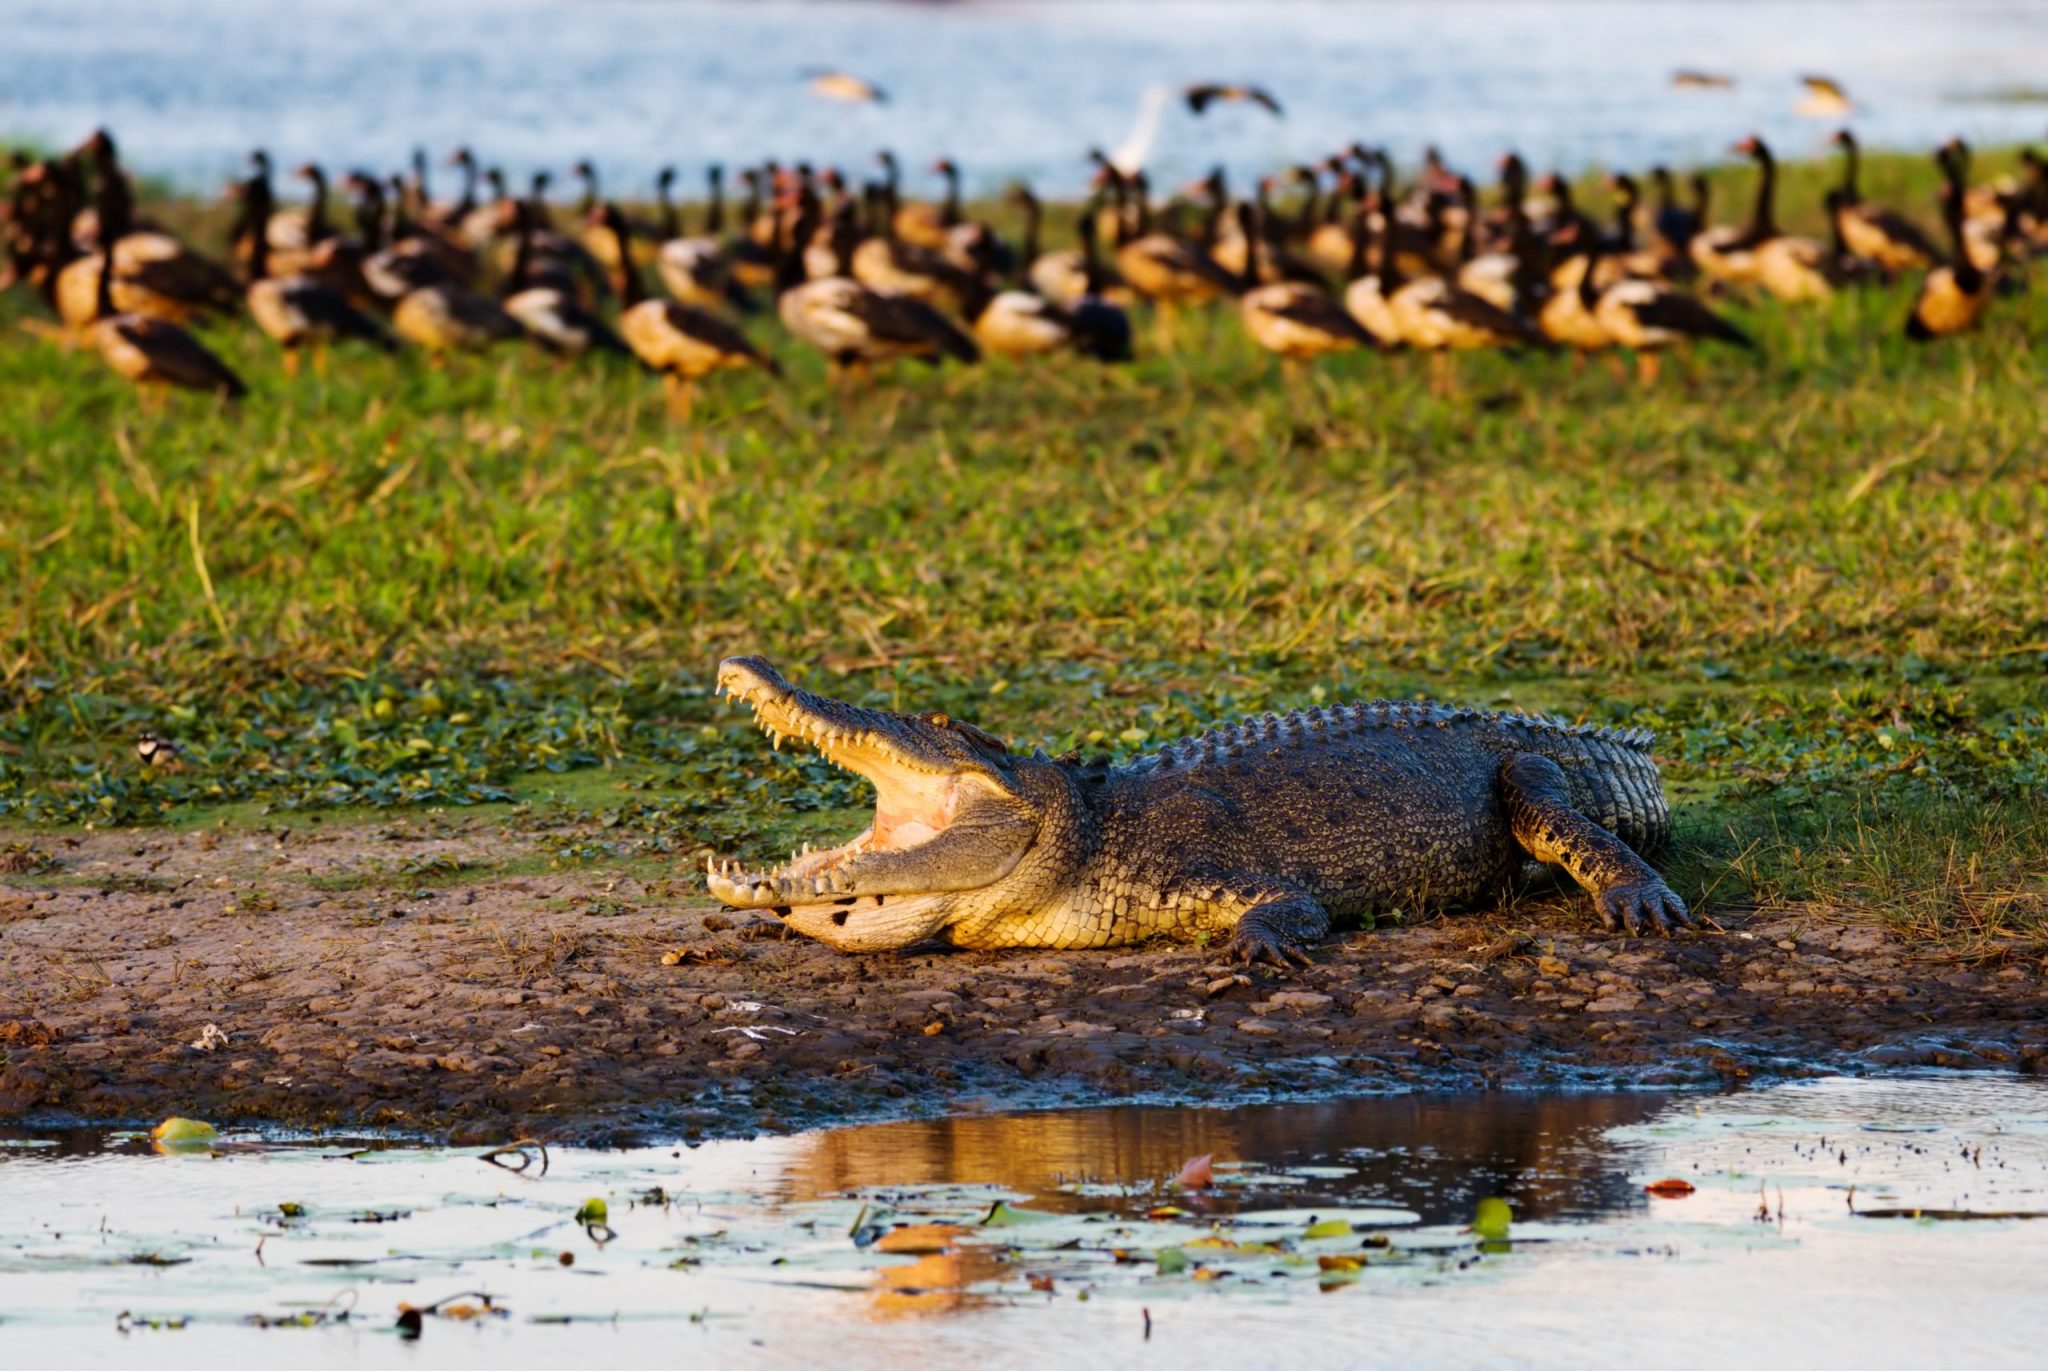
<box><xmin>480</xmin><ymin>1138</ymin><xmax>549</xmax><ymax>1178</ymax></box>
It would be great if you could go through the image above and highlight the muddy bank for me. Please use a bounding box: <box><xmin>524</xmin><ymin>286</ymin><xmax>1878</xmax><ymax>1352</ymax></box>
<box><xmin>1</xmin><ymin>822</ymin><xmax>2042</xmax><ymax>1144</ymax></box>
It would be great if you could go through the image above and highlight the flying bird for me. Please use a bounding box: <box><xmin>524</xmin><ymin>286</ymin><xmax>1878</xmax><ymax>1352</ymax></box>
<box><xmin>804</xmin><ymin>69</ymin><xmax>887</xmax><ymax>104</ymax></box>
<box><xmin>1185</xmin><ymin>83</ymin><xmax>1283</xmax><ymax>117</ymax></box>
<box><xmin>1671</xmin><ymin>70</ymin><xmax>1734</xmax><ymax>89</ymax></box>
<box><xmin>1795</xmin><ymin>74</ymin><xmax>1853</xmax><ymax>118</ymax></box>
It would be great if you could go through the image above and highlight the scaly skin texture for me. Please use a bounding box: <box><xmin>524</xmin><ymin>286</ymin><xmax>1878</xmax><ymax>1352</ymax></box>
<box><xmin>706</xmin><ymin>657</ymin><xmax>1688</xmax><ymax>966</ymax></box>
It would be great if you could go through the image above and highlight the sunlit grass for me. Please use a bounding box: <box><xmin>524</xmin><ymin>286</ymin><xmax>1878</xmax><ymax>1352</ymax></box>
<box><xmin>1</xmin><ymin>146</ymin><xmax>2043</xmax><ymax>947</ymax></box>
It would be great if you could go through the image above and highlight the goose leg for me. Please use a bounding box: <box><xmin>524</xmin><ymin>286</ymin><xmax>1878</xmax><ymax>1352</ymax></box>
<box><xmin>282</xmin><ymin>347</ymin><xmax>301</xmax><ymax>379</ymax></box>
<box><xmin>1635</xmin><ymin>350</ymin><xmax>1662</xmax><ymax>387</ymax></box>
<box><xmin>663</xmin><ymin>372</ymin><xmax>696</xmax><ymax>421</ymax></box>
<box><xmin>1154</xmin><ymin>298</ymin><xmax>1177</xmax><ymax>353</ymax></box>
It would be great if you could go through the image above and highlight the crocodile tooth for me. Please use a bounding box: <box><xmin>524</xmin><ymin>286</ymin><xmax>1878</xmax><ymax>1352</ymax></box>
<box><xmin>811</xmin><ymin>877</ymin><xmax>828</xmax><ymax>895</ymax></box>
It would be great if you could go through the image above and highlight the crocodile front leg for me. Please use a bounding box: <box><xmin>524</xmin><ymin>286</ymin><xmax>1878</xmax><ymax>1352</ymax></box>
<box><xmin>1171</xmin><ymin>874</ymin><xmax>1330</xmax><ymax>970</ymax></box>
<box><xmin>1500</xmin><ymin>753</ymin><xmax>1689</xmax><ymax>934</ymax></box>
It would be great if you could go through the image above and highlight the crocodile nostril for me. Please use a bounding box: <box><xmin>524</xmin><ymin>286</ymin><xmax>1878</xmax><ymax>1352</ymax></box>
<box><xmin>831</xmin><ymin>910</ymin><xmax>850</xmax><ymax>926</ymax></box>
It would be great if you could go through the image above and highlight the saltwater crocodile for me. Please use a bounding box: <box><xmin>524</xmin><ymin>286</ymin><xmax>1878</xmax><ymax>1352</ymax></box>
<box><xmin>705</xmin><ymin>657</ymin><xmax>1688</xmax><ymax>966</ymax></box>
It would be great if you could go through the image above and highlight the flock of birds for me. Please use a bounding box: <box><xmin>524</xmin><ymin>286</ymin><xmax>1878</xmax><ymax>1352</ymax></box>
<box><xmin>3</xmin><ymin>118</ymin><xmax>2044</xmax><ymax>411</ymax></box>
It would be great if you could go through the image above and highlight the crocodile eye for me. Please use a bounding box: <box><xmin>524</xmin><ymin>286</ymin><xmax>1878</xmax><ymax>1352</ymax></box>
<box><xmin>928</xmin><ymin>713</ymin><xmax>950</xmax><ymax>728</ymax></box>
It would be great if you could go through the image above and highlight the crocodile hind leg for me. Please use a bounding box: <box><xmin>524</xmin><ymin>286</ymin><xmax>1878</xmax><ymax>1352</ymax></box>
<box><xmin>1499</xmin><ymin>753</ymin><xmax>1689</xmax><ymax>934</ymax></box>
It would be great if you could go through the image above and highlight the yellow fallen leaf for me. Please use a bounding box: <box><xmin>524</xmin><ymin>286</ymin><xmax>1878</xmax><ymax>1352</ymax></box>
<box><xmin>875</xmin><ymin>1224</ymin><xmax>965</xmax><ymax>1254</ymax></box>
<box><xmin>1470</xmin><ymin>1196</ymin><xmax>1513</xmax><ymax>1240</ymax></box>
<box><xmin>1303</xmin><ymin>1219</ymin><xmax>1352</xmax><ymax>1239</ymax></box>
<box><xmin>151</xmin><ymin>1117</ymin><xmax>218</xmax><ymax>1153</ymax></box>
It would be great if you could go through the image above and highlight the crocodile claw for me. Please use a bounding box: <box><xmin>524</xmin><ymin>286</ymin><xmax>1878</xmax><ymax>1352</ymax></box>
<box><xmin>1229</xmin><ymin>929</ymin><xmax>1317</xmax><ymax>972</ymax></box>
<box><xmin>1594</xmin><ymin>879</ymin><xmax>1690</xmax><ymax>935</ymax></box>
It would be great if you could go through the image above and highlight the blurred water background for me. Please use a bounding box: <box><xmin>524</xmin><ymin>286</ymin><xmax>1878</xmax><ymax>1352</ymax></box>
<box><xmin>5</xmin><ymin>1</ymin><xmax>2048</xmax><ymax>196</ymax></box>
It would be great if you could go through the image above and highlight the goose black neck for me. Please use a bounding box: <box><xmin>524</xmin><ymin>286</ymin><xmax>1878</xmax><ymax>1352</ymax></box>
<box><xmin>1078</xmin><ymin>194</ymin><xmax>1105</xmax><ymax>294</ymax></box>
<box><xmin>1747</xmin><ymin>142</ymin><xmax>1779</xmax><ymax>238</ymax></box>
<box><xmin>656</xmin><ymin>169</ymin><xmax>678</xmax><ymax>240</ymax></box>
<box><xmin>1375</xmin><ymin>170</ymin><xmax>1405</xmax><ymax>291</ymax></box>
<box><xmin>306</xmin><ymin>166</ymin><xmax>331</xmax><ymax>242</ymax></box>
<box><xmin>774</xmin><ymin>202</ymin><xmax>817</xmax><ymax>295</ymax></box>
<box><xmin>94</xmin><ymin>236</ymin><xmax>117</xmax><ymax>319</ymax></box>
<box><xmin>939</xmin><ymin>162</ymin><xmax>961</xmax><ymax>225</ymax></box>
<box><xmin>1944</xmin><ymin>164</ymin><xmax>1983</xmax><ymax>291</ymax></box>
<box><xmin>1611</xmin><ymin>178</ymin><xmax>1637</xmax><ymax>252</ymax></box>
<box><xmin>1837</xmin><ymin>132</ymin><xmax>1862</xmax><ymax>202</ymax></box>
<box><xmin>607</xmin><ymin>208</ymin><xmax>645</xmax><ymax>306</ymax></box>
<box><xmin>1578</xmin><ymin>237</ymin><xmax>1603</xmax><ymax>309</ymax></box>
<box><xmin>249</xmin><ymin>189</ymin><xmax>275</xmax><ymax>281</ymax></box>
<box><xmin>1235</xmin><ymin>201</ymin><xmax>1261</xmax><ymax>291</ymax></box>
<box><xmin>355</xmin><ymin>176</ymin><xmax>386</xmax><ymax>249</ymax></box>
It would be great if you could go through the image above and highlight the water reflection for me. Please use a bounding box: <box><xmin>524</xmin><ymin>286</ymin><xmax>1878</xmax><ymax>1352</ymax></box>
<box><xmin>782</xmin><ymin>1091</ymin><xmax>1672</xmax><ymax>1223</ymax></box>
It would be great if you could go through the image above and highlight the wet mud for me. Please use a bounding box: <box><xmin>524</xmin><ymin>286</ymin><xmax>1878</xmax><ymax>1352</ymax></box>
<box><xmin>2</xmin><ymin>823</ymin><xmax>2041</xmax><ymax>1144</ymax></box>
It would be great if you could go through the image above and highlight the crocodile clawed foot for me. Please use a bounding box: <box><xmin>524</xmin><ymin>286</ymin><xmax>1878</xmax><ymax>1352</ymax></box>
<box><xmin>738</xmin><ymin>917</ymin><xmax>799</xmax><ymax>942</ymax></box>
<box><xmin>1593</xmin><ymin>879</ymin><xmax>1691</xmax><ymax>936</ymax></box>
<box><xmin>1229</xmin><ymin>930</ymin><xmax>1317</xmax><ymax>972</ymax></box>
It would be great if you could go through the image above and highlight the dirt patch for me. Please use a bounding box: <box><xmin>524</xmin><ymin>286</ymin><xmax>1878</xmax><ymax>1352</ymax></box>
<box><xmin>2</xmin><ymin>822</ymin><xmax>2042</xmax><ymax>1145</ymax></box>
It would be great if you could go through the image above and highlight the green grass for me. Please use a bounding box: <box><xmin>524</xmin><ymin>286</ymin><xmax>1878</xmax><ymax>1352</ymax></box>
<box><xmin>2</xmin><ymin>146</ymin><xmax>2044</xmax><ymax>948</ymax></box>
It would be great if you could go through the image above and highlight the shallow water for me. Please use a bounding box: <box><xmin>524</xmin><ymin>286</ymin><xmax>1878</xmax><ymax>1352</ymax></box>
<box><xmin>6</xmin><ymin>1</ymin><xmax>2048</xmax><ymax>197</ymax></box>
<box><xmin>4</xmin><ymin>1076</ymin><xmax>2046</xmax><ymax>1367</ymax></box>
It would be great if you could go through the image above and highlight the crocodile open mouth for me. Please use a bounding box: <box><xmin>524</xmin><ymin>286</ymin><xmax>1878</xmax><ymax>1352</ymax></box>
<box><xmin>704</xmin><ymin>658</ymin><xmax>972</xmax><ymax>914</ymax></box>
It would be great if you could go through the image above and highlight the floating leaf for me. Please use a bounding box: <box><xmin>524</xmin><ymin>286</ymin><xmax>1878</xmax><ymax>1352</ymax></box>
<box><xmin>1303</xmin><ymin>1219</ymin><xmax>1353</xmax><ymax>1239</ymax></box>
<box><xmin>1316</xmin><ymin>1253</ymin><xmax>1368</xmax><ymax>1272</ymax></box>
<box><xmin>1154</xmin><ymin>1247</ymin><xmax>1191</xmax><ymax>1275</ymax></box>
<box><xmin>1470</xmin><ymin>1197</ymin><xmax>1513</xmax><ymax>1241</ymax></box>
<box><xmin>1174</xmin><ymin>1154</ymin><xmax>1215</xmax><ymax>1190</ymax></box>
<box><xmin>574</xmin><ymin>1198</ymin><xmax>608</xmax><ymax>1225</ymax></box>
<box><xmin>981</xmin><ymin>1201</ymin><xmax>1058</xmax><ymax>1228</ymax></box>
<box><xmin>1645</xmin><ymin>1178</ymin><xmax>1697</xmax><ymax>1198</ymax></box>
<box><xmin>1232</xmin><ymin>1207</ymin><xmax>1421</xmax><ymax>1228</ymax></box>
